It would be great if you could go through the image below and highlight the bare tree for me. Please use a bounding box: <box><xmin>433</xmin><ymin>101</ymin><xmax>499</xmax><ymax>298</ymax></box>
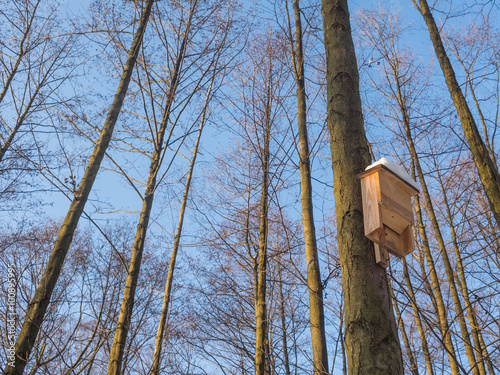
<box><xmin>285</xmin><ymin>1</ymin><xmax>328</xmax><ymax>373</ymax></box>
<box><xmin>412</xmin><ymin>0</ymin><xmax>500</xmax><ymax>227</ymax></box>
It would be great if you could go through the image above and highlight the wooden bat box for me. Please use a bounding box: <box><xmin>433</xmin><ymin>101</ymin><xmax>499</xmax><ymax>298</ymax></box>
<box><xmin>358</xmin><ymin>164</ymin><xmax>419</xmax><ymax>259</ymax></box>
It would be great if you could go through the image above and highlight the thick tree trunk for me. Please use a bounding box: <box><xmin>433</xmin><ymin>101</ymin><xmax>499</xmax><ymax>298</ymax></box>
<box><xmin>287</xmin><ymin>1</ymin><xmax>328</xmax><ymax>373</ymax></box>
<box><xmin>320</xmin><ymin>1</ymin><xmax>403</xmax><ymax>373</ymax></box>
<box><xmin>415</xmin><ymin>0</ymin><xmax>500</xmax><ymax>227</ymax></box>
<box><xmin>3</xmin><ymin>2</ymin><xmax>154</xmax><ymax>374</ymax></box>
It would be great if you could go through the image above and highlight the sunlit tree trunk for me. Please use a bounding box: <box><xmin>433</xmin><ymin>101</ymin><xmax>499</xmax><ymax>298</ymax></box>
<box><xmin>410</xmin><ymin>163</ymin><xmax>461</xmax><ymax>374</ymax></box>
<box><xmin>150</xmin><ymin>76</ymin><xmax>212</xmax><ymax>375</ymax></box>
<box><xmin>106</xmin><ymin>7</ymin><xmax>191</xmax><ymax>373</ymax></box>
<box><xmin>389</xmin><ymin>282</ymin><xmax>419</xmax><ymax>375</ymax></box>
<box><xmin>451</xmin><ymin>50</ymin><xmax>497</xmax><ymax>165</ymax></box>
<box><xmin>255</xmin><ymin>67</ymin><xmax>271</xmax><ymax>375</ymax></box>
<box><xmin>286</xmin><ymin>1</ymin><xmax>328</xmax><ymax>373</ymax></box>
<box><xmin>320</xmin><ymin>1</ymin><xmax>403</xmax><ymax>373</ymax></box>
<box><xmin>413</xmin><ymin>0</ymin><xmax>500</xmax><ymax>227</ymax></box>
<box><xmin>401</xmin><ymin>258</ymin><xmax>435</xmax><ymax>375</ymax></box>
<box><xmin>3</xmin><ymin>2</ymin><xmax>154</xmax><ymax>373</ymax></box>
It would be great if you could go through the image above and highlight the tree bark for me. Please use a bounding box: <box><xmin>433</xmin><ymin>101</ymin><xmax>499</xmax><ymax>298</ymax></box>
<box><xmin>3</xmin><ymin>2</ymin><xmax>154</xmax><ymax>374</ymax></box>
<box><xmin>320</xmin><ymin>1</ymin><xmax>403</xmax><ymax>373</ymax></box>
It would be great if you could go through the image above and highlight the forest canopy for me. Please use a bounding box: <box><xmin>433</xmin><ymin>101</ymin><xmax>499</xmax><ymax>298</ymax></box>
<box><xmin>0</xmin><ymin>0</ymin><xmax>499</xmax><ymax>374</ymax></box>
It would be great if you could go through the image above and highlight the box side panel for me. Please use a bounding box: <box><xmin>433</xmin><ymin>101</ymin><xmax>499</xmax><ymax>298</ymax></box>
<box><xmin>361</xmin><ymin>173</ymin><xmax>382</xmax><ymax>236</ymax></box>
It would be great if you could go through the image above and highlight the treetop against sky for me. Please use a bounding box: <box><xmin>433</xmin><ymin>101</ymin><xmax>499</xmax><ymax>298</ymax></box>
<box><xmin>0</xmin><ymin>0</ymin><xmax>498</xmax><ymax>374</ymax></box>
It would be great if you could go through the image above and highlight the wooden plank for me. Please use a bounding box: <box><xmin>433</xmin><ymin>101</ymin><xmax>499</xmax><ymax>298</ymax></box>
<box><xmin>400</xmin><ymin>225</ymin><xmax>414</xmax><ymax>257</ymax></box>
<box><xmin>380</xmin><ymin>193</ymin><xmax>413</xmax><ymax>235</ymax></box>
<box><xmin>380</xmin><ymin>193</ymin><xmax>413</xmax><ymax>223</ymax></box>
<box><xmin>361</xmin><ymin>173</ymin><xmax>382</xmax><ymax>236</ymax></box>
<box><xmin>379</xmin><ymin>171</ymin><xmax>414</xmax><ymax>211</ymax></box>
<box><xmin>366</xmin><ymin>226</ymin><xmax>385</xmax><ymax>245</ymax></box>
<box><xmin>374</xmin><ymin>243</ymin><xmax>390</xmax><ymax>268</ymax></box>
<box><xmin>381</xmin><ymin>225</ymin><xmax>405</xmax><ymax>258</ymax></box>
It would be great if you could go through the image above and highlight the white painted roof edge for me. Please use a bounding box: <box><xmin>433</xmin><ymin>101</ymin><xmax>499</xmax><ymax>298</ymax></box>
<box><xmin>365</xmin><ymin>157</ymin><xmax>419</xmax><ymax>191</ymax></box>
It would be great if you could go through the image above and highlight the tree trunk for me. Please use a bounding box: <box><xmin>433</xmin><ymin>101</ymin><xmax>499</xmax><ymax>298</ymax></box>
<box><xmin>389</xmin><ymin>282</ymin><xmax>419</xmax><ymax>375</ymax></box>
<box><xmin>410</xmin><ymin>164</ymin><xmax>461</xmax><ymax>374</ymax></box>
<box><xmin>149</xmin><ymin>77</ymin><xmax>210</xmax><ymax>375</ymax></box>
<box><xmin>435</xmin><ymin>163</ymin><xmax>494</xmax><ymax>375</ymax></box>
<box><xmin>320</xmin><ymin>1</ymin><xmax>403</xmax><ymax>373</ymax></box>
<box><xmin>286</xmin><ymin>1</ymin><xmax>328</xmax><ymax>373</ymax></box>
<box><xmin>401</xmin><ymin>258</ymin><xmax>435</xmax><ymax>375</ymax></box>
<box><xmin>405</xmin><ymin>113</ymin><xmax>478</xmax><ymax>375</ymax></box>
<box><xmin>4</xmin><ymin>2</ymin><xmax>154</xmax><ymax>374</ymax></box>
<box><xmin>255</xmin><ymin>66</ymin><xmax>271</xmax><ymax>375</ymax></box>
<box><xmin>106</xmin><ymin>8</ymin><xmax>189</xmax><ymax>372</ymax></box>
<box><xmin>415</xmin><ymin>0</ymin><xmax>500</xmax><ymax>227</ymax></box>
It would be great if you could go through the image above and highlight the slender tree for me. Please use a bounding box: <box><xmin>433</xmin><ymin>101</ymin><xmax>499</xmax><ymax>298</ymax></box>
<box><xmin>410</xmin><ymin>163</ymin><xmax>461</xmax><ymax>374</ymax></box>
<box><xmin>434</xmin><ymin>157</ymin><xmax>495</xmax><ymax>375</ymax></box>
<box><xmin>285</xmin><ymin>1</ymin><xmax>328</xmax><ymax>373</ymax></box>
<box><xmin>412</xmin><ymin>0</ymin><xmax>500</xmax><ymax>226</ymax></box>
<box><xmin>150</xmin><ymin>73</ymin><xmax>215</xmax><ymax>375</ymax></box>
<box><xmin>0</xmin><ymin>0</ymin><xmax>43</xmax><ymax>106</ymax></box>
<box><xmin>389</xmin><ymin>282</ymin><xmax>419</xmax><ymax>375</ymax></box>
<box><xmin>255</xmin><ymin>51</ymin><xmax>272</xmax><ymax>375</ymax></box>
<box><xmin>401</xmin><ymin>257</ymin><xmax>435</xmax><ymax>375</ymax></box>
